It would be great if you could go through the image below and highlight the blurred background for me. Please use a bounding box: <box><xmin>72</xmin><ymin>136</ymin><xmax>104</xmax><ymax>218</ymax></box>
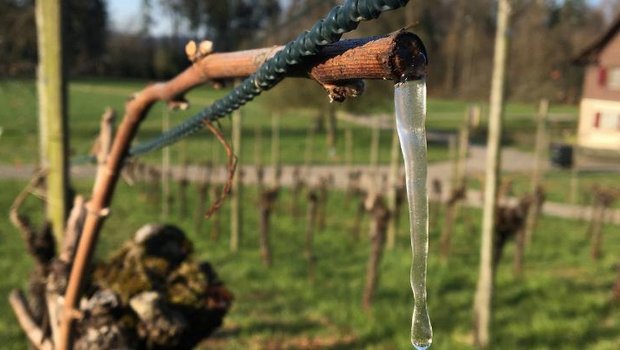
<box><xmin>2</xmin><ymin>1</ymin><xmax>620</xmax><ymax>349</ymax></box>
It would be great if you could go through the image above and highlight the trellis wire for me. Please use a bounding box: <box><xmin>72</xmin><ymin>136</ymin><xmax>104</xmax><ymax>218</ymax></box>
<box><xmin>127</xmin><ymin>0</ymin><xmax>409</xmax><ymax>157</ymax></box>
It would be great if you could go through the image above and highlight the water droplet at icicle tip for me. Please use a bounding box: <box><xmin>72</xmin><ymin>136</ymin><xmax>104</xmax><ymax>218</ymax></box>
<box><xmin>394</xmin><ymin>79</ymin><xmax>432</xmax><ymax>349</ymax></box>
<box><xmin>413</xmin><ymin>343</ymin><xmax>431</xmax><ymax>350</ymax></box>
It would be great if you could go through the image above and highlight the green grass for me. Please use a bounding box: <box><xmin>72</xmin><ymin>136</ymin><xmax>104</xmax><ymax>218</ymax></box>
<box><xmin>1</xmin><ymin>178</ymin><xmax>619</xmax><ymax>349</ymax></box>
<box><xmin>468</xmin><ymin>169</ymin><xmax>620</xmax><ymax>209</ymax></box>
<box><xmin>0</xmin><ymin>79</ymin><xmax>578</xmax><ymax>166</ymax></box>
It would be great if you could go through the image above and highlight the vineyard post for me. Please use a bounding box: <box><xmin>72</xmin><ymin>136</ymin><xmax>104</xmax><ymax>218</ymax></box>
<box><xmin>386</xmin><ymin>125</ymin><xmax>401</xmax><ymax>250</ymax></box>
<box><xmin>474</xmin><ymin>0</ymin><xmax>512</xmax><ymax>347</ymax></box>
<box><xmin>524</xmin><ymin>99</ymin><xmax>548</xmax><ymax>246</ymax></box>
<box><xmin>230</xmin><ymin>96</ymin><xmax>243</xmax><ymax>253</ymax></box>
<box><xmin>36</xmin><ymin>0</ymin><xmax>69</xmax><ymax>243</ymax></box>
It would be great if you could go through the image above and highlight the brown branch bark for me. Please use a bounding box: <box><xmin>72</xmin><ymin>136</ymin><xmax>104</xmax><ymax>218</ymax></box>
<box><xmin>58</xmin><ymin>30</ymin><xmax>426</xmax><ymax>350</ymax></box>
<box><xmin>9</xmin><ymin>290</ymin><xmax>54</xmax><ymax>350</ymax></box>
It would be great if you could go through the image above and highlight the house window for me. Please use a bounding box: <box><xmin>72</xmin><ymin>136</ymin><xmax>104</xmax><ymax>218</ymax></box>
<box><xmin>593</xmin><ymin>111</ymin><xmax>620</xmax><ymax>130</ymax></box>
<box><xmin>609</xmin><ymin>67</ymin><xmax>620</xmax><ymax>90</ymax></box>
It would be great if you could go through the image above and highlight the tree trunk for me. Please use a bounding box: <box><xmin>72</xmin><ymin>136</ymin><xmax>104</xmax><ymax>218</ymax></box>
<box><xmin>230</xmin><ymin>107</ymin><xmax>243</xmax><ymax>252</ymax></box>
<box><xmin>36</xmin><ymin>0</ymin><xmax>68</xmax><ymax>243</ymax></box>
<box><xmin>474</xmin><ymin>0</ymin><xmax>511</xmax><ymax>347</ymax></box>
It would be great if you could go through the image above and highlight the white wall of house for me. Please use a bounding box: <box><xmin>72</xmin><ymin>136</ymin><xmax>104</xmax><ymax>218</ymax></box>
<box><xmin>578</xmin><ymin>98</ymin><xmax>620</xmax><ymax>150</ymax></box>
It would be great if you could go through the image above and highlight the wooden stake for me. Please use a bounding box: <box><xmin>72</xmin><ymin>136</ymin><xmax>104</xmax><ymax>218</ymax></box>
<box><xmin>36</xmin><ymin>0</ymin><xmax>68</xmax><ymax>244</ymax></box>
<box><xmin>524</xmin><ymin>99</ymin><xmax>548</xmax><ymax>246</ymax></box>
<box><xmin>362</xmin><ymin>196</ymin><xmax>389</xmax><ymax>310</ymax></box>
<box><xmin>230</xmin><ymin>102</ymin><xmax>243</xmax><ymax>253</ymax></box>
<box><xmin>304</xmin><ymin>122</ymin><xmax>315</xmax><ymax>174</ymax></box>
<box><xmin>326</xmin><ymin>103</ymin><xmax>338</xmax><ymax>160</ymax></box>
<box><xmin>345</xmin><ymin>123</ymin><xmax>354</xmax><ymax>169</ymax></box>
<box><xmin>370</xmin><ymin>115</ymin><xmax>381</xmax><ymax>168</ymax></box>
<box><xmin>386</xmin><ymin>125</ymin><xmax>401</xmax><ymax>250</ymax></box>
<box><xmin>161</xmin><ymin>109</ymin><xmax>171</xmax><ymax>219</ymax></box>
<box><xmin>271</xmin><ymin>112</ymin><xmax>281</xmax><ymax>187</ymax></box>
<box><xmin>474</xmin><ymin>0</ymin><xmax>511</xmax><ymax>347</ymax></box>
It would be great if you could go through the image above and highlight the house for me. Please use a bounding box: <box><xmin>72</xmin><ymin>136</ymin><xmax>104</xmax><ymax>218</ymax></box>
<box><xmin>574</xmin><ymin>16</ymin><xmax>620</xmax><ymax>157</ymax></box>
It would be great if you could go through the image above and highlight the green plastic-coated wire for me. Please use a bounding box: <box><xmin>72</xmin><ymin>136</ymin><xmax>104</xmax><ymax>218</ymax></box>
<box><xmin>127</xmin><ymin>0</ymin><xmax>409</xmax><ymax>158</ymax></box>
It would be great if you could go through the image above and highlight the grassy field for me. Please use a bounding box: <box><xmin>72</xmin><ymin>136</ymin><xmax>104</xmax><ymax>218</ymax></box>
<box><xmin>467</xmin><ymin>169</ymin><xmax>620</xmax><ymax>209</ymax></box>
<box><xmin>1</xmin><ymin>178</ymin><xmax>619</xmax><ymax>349</ymax></box>
<box><xmin>0</xmin><ymin>79</ymin><xmax>578</xmax><ymax>166</ymax></box>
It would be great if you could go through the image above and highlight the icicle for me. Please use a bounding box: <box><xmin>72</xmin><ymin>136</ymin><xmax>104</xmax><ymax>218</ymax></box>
<box><xmin>394</xmin><ymin>79</ymin><xmax>433</xmax><ymax>350</ymax></box>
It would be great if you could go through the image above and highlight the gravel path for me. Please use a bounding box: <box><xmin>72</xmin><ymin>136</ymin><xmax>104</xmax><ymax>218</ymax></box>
<box><xmin>1</xmin><ymin>146</ymin><xmax>618</xmax><ymax>224</ymax></box>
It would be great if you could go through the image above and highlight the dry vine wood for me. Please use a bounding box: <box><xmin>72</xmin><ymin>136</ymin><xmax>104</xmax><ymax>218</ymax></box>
<box><xmin>177</xmin><ymin>161</ymin><xmax>190</xmax><ymax>218</ymax></box>
<box><xmin>258</xmin><ymin>186</ymin><xmax>279</xmax><ymax>267</ymax></box>
<box><xmin>8</xmin><ymin>172</ymin><xmax>87</xmax><ymax>349</ymax></box>
<box><xmin>588</xmin><ymin>186</ymin><xmax>619</xmax><ymax>260</ymax></box>
<box><xmin>316</xmin><ymin>175</ymin><xmax>333</xmax><ymax>231</ymax></box>
<box><xmin>514</xmin><ymin>188</ymin><xmax>545</xmax><ymax>277</ymax></box>
<box><xmin>209</xmin><ymin>184</ymin><xmax>223</xmax><ymax>242</ymax></box>
<box><xmin>290</xmin><ymin>166</ymin><xmax>304</xmax><ymax>217</ymax></box>
<box><xmin>613</xmin><ymin>262</ymin><xmax>620</xmax><ymax>303</ymax></box>
<box><xmin>305</xmin><ymin>188</ymin><xmax>320</xmax><ymax>282</ymax></box>
<box><xmin>344</xmin><ymin>170</ymin><xmax>362</xmax><ymax>208</ymax></box>
<box><xmin>194</xmin><ymin>162</ymin><xmax>211</xmax><ymax>234</ymax></box>
<box><xmin>58</xmin><ymin>31</ymin><xmax>427</xmax><ymax>349</ymax></box>
<box><xmin>8</xmin><ymin>170</ymin><xmax>56</xmax><ymax>350</ymax></box>
<box><xmin>492</xmin><ymin>192</ymin><xmax>541</xmax><ymax>273</ymax></box>
<box><xmin>439</xmin><ymin>185</ymin><xmax>466</xmax><ymax>260</ymax></box>
<box><xmin>430</xmin><ymin>178</ymin><xmax>443</xmax><ymax>230</ymax></box>
<box><xmin>362</xmin><ymin>194</ymin><xmax>390</xmax><ymax>311</ymax></box>
<box><xmin>9</xmin><ymin>290</ymin><xmax>54</xmax><ymax>350</ymax></box>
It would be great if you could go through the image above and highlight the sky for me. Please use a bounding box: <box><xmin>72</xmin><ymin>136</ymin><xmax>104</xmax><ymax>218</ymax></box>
<box><xmin>107</xmin><ymin>0</ymin><xmax>172</xmax><ymax>36</ymax></box>
<box><xmin>108</xmin><ymin>0</ymin><xmax>611</xmax><ymax>37</ymax></box>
